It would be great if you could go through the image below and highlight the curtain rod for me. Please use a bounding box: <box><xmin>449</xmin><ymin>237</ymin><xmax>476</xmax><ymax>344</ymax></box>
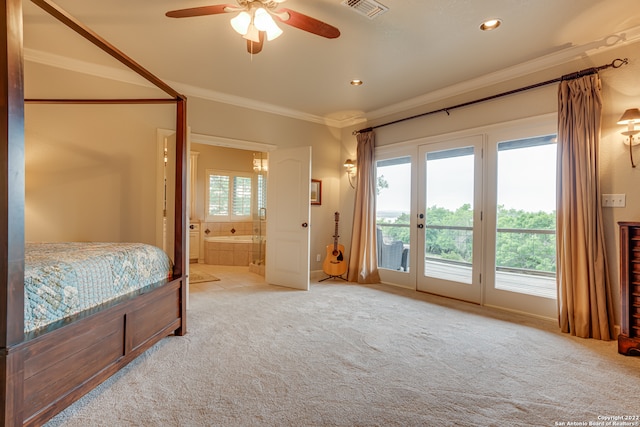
<box><xmin>353</xmin><ymin>57</ymin><xmax>629</xmax><ymax>135</ymax></box>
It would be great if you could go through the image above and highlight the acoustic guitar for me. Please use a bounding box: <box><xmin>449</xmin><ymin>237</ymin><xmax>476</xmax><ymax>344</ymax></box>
<box><xmin>322</xmin><ymin>212</ymin><xmax>348</xmax><ymax>278</ymax></box>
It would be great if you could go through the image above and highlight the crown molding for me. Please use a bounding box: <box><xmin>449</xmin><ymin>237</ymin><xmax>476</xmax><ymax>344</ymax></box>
<box><xmin>25</xmin><ymin>48</ymin><xmax>153</xmax><ymax>87</ymax></box>
<box><xmin>24</xmin><ymin>48</ymin><xmax>343</xmax><ymax>128</ymax></box>
<box><xmin>24</xmin><ymin>25</ymin><xmax>640</xmax><ymax>130</ymax></box>
<box><xmin>364</xmin><ymin>25</ymin><xmax>640</xmax><ymax>122</ymax></box>
<box><xmin>168</xmin><ymin>80</ymin><xmax>342</xmax><ymax>128</ymax></box>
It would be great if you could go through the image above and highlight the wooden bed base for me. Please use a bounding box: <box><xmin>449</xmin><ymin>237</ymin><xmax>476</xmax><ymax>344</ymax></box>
<box><xmin>16</xmin><ymin>279</ymin><xmax>183</xmax><ymax>426</ymax></box>
<box><xmin>1</xmin><ymin>0</ymin><xmax>189</xmax><ymax>425</ymax></box>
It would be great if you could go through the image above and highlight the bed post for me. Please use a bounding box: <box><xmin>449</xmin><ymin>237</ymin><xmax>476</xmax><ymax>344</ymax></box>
<box><xmin>1</xmin><ymin>0</ymin><xmax>25</xmax><ymax>424</ymax></box>
<box><xmin>174</xmin><ymin>96</ymin><xmax>187</xmax><ymax>336</ymax></box>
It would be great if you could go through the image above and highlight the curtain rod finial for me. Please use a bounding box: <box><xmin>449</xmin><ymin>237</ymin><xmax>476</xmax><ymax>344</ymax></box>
<box><xmin>353</xmin><ymin>127</ymin><xmax>373</xmax><ymax>136</ymax></box>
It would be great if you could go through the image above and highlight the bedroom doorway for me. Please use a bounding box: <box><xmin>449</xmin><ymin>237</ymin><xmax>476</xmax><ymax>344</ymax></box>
<box><xmin>178</xmin><ymin>132</ymin><xmax>276</xmax><ymax>276</ymax></box>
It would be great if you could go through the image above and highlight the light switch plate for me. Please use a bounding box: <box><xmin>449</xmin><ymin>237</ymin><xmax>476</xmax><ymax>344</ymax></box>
<box><xmin>602</xmin><ymin>194</ymin><xmax>626</xmax><ymax>207</ymax></box>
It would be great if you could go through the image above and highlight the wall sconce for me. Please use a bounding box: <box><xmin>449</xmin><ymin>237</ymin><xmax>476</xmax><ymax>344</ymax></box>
<box><xmin>344</xmin><ymin>159</ymin><xmax>356</xmax><ymax>189</ymax></box>
<box><xmin>618</xmin><ymin>108</ymin><xmax>640</xmax><ymax>168</ymax></box>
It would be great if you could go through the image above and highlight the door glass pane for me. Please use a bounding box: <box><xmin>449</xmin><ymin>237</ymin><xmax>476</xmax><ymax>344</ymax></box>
<box><xmin>425</xmin><ymin>147</ymin><xmax>475</xmax><ymax>284</ymax></box>
<box><xmin>495</xmin><ymin>135</ymin><xmax>557</xmax><ymax>298</ymax></box>
<box><xmin>376</xmin><ymin>157</ymin><xmax>411</xmax><ymax>272</ymax></box>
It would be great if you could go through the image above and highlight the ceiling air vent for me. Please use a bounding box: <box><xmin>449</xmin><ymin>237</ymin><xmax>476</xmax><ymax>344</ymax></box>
<box><xmin>342</xmin><ymin>0</ymin><xmax>389</xmax><ymax>20</ymax></box>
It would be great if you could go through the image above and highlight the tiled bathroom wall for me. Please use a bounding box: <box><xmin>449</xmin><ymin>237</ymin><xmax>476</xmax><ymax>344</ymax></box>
<box><xmin>202</xmin><ymin>221</ymin><xmax>254</xmax><ymax>237</ymax></box>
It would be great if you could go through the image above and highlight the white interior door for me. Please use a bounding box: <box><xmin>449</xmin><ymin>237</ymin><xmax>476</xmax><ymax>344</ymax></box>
<box><xmin>265</xmin><ymin>146</ymin><xmax>311</xmax><ymax>290</ymax></box>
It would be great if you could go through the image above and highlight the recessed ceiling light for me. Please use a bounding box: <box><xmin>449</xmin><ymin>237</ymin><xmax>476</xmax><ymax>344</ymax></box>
<box><xmin>480</xmin><ymin>18</ymin><xmax>501</xmax><ymax>31</ymax></box>
<box><xmin>350</xmin><ymin>79</ymin><xmax>363</xmax><ymax>86</ymax></box>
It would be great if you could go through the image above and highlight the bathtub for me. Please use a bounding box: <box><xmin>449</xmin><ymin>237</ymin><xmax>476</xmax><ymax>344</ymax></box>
<box><xmin>204</xmin><ymin>235</ymin><xmax>265</xmax><ymax>266</ymax></box>
<box><xmin>205</xmin><ymin>235</ymin><xmax>254</xmax><ymax>243</ymax></box>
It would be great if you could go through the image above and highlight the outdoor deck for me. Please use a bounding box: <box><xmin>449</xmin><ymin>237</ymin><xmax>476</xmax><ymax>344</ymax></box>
<box><xmin>418</xmin><ymin>259</ymin><xmax>556</xmax><ymax>299</ymax></box>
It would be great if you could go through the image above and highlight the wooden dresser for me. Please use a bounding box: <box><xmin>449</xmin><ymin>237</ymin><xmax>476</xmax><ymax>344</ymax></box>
<box><xmin>618</xmin><ymin>221</ymin><xmax>640</xmax><ymax>356</ymax></box>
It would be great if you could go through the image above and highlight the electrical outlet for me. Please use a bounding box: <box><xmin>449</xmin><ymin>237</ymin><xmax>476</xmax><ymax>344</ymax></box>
<box><xmin>602</xmin><ymin>194</ymin><xmax>626</xmax><ymax>208</ymax></box>
<box><xmin>316</xmin><ymin>254</ymin><xmax>321</xmax><ymax>262</ymax></box>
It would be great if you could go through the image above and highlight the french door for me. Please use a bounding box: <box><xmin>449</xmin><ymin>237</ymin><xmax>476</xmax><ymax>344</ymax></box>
<box><xmin>483</xmin><ymin>125</ymin><xmax>558</xmax><ymax>318</ymax></box>
<box><xmin>416</xmin><ymin>136</ymin><xmax>484</xmax><ymax>303</ymax></box>
<box><xmin>375</xmin><ymin>117</ymin><xmax>558</xmax><ymax>319</ymax></box>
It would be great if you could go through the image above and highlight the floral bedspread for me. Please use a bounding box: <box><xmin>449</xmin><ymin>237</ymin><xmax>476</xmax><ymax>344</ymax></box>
<box><xmin>24</xmin><ymin>242</ymin><xmax>172</xmax><ymax>334</ymax></box>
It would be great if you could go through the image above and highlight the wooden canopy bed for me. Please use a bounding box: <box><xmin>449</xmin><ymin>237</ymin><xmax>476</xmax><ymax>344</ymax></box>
<box><xmin>1</xmin><ymin>0</ymin><xmax>187</xmax><ymax>425</ymax></box>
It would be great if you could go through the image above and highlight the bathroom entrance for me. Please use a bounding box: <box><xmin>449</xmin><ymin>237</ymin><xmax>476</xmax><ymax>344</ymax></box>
<box><xmin>188</xmin><ymin>133</ymin><xmax>276</xmax><ymax>275</ymax></box>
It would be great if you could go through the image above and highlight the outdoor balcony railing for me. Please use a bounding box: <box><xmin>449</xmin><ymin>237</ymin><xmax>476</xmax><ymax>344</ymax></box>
<box><xmin>377</xmin><ymin>222</ymin><xmax>557</xmax><ymax>298</ymax></box>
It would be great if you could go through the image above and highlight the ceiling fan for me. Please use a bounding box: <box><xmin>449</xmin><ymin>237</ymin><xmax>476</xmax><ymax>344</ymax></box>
<box><xmin>166</xmin><ymin>0</ymin><xmax>341</xmax><ymax>54</ymax></box>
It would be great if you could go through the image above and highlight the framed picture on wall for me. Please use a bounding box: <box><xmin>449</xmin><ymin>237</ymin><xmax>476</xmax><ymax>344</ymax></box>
<box><xmin>311</xmin><ymin>179</ymin><xmax>322</xmax><ymax>205</ymax></box>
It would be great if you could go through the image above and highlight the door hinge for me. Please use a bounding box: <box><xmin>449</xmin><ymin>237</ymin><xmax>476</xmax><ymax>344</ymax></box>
<box><xmin>479</xmin><ymin>273</ymin><xmax>482</xmax><ymax>283</ymax></box>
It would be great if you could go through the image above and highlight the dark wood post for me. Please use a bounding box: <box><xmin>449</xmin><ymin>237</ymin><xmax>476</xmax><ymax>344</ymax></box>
<box><xmin>174</xmin><ymin>96</ymin><xmax>187</xmax><ymax>337</ymax></box>
<box><xmin>1</xmin><ymin>0</ymin><xmax>25</xmax><ymax>424</ymax></box>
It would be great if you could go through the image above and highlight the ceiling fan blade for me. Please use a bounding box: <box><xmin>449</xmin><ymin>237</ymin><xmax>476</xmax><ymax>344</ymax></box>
<box><xmin>274</xmin><ymin>8</ymin><xmax>340</xmax><ymax>39</ymax></box>
<box><xmin>246</xmin><ymin>31</ymin><xmax>265</xmax><ymax>54</ymax></box>
<box><xmin>166</xmin><ymin>4</ymin><xmax>236</xmax><ymax>18</ymax></box>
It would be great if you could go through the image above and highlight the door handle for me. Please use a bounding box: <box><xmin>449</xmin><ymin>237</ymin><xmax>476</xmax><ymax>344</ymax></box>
<box><xmin>302</xmin><ymin>222</ymin><xmax>308</xmax><ymax>228</ymax></box>
<box><xmin>417</xmin><ymin>224</ymin><xmax>424</xmax><ymax>229</ymax></box>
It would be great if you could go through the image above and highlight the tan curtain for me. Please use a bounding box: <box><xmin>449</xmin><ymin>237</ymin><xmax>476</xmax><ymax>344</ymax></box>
<box><xmin>347</xmin><ymin>131</ymin><xmax>381</xmax><ymax>284</ymax></box>
<box><xmin>556</xmin><ymin>74</ymin><xmax>615</xmax><ymax>340</ymax></box>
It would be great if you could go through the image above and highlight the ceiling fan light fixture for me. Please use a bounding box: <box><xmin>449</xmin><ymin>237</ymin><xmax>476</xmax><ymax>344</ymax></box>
<box><xmin>166</xmin><ymin>1</ymin><xmax>341</xmax><ymax>54</ymax></box>
<box><xmin>254</xmin><ymin>8</ymin><xmax>283</xmax><ymax>40</ymax></box>
<box><xmin>230</xmin><ymin>11</ymin><xmax>252</xmax><ymax>35</ymax></box>
<box><xmin>265</xmin><ymin>25</ymin><xmax>283</xmax><ymax>41</ymax></box>
<box><xmin>243</xmin><ymin>24</ymin><xmax>262</xmax><ymax>42</ymax></box>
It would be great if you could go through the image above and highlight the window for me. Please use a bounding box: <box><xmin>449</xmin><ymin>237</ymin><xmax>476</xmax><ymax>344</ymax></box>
<box><xmin>494</xmin><ymin>134</ymin><xmax>557</xmax><ymax>298</ymax></box>
<box><xmin>376</xmin><ymin>156</ymin><xmax>411</xmax><ymax>272</ymax></box>
<box><xmin>206</xmin><ymin>169</ymin><xmax>252</xmax><ymax>221</ymax></box>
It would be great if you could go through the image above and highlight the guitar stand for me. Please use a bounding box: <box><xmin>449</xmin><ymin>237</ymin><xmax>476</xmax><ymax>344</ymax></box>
<box><xmin>319</xmin><ymin>274</ymin><xmax>348</xmax><ymax>282</ymax></box>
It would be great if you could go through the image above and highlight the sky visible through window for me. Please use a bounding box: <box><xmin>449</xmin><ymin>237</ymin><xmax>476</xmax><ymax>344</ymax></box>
<box><xmin>377</xmin><ymin>143</ymin><xmax>556</xmax><ymax>217</ymax></box>
<box><xmin>497</xmin><ymin>143</ymin><xmax>556</xmax><ymax>213</ymax></box>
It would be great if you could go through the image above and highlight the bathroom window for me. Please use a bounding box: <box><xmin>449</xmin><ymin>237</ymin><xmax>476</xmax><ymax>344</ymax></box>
<box><xmin>206</xmin><ymin>169</ymin><xmax>252</xmax><ymax>221</ymax></box>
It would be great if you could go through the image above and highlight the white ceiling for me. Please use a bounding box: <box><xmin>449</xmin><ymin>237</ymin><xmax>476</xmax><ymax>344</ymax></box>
<box><xmin>22</xmin><ymin>0</ymin><xmax>640</xmax><ymax>127</ymax></box>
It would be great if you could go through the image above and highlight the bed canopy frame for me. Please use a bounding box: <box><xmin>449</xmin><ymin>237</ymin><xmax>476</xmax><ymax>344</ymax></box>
<box><xmin>1</xmin><ymin>0</ymin><xmax>187</xmax><ymax>425</ymax></box>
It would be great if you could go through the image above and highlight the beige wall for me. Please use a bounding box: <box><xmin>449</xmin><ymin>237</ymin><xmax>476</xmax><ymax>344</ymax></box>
<box><xmin>25</xmin><ymin>102</ymin><xmax>175</xmax><ymax>244</ymax></box>
<box><xmin>25</xmin><ymin>62</ymin><xmax>176</xmax><ymax>244</ymax></box>
<box><xmin>24</xmin><ymin>60</ymin><xmax>177</xmax><ymax>245</ymax></box>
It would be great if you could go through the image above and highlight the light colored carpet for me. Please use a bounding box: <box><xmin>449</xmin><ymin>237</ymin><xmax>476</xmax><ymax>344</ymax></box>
<box><xmin>189</xmin><ymin>271</ymin><xmax>220</xmax><ymax>283</ymax></box>
<box><xmin>46</xmin><ymin>281</ymin><xmax>640</xmax><ymax>426</ymax></box>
